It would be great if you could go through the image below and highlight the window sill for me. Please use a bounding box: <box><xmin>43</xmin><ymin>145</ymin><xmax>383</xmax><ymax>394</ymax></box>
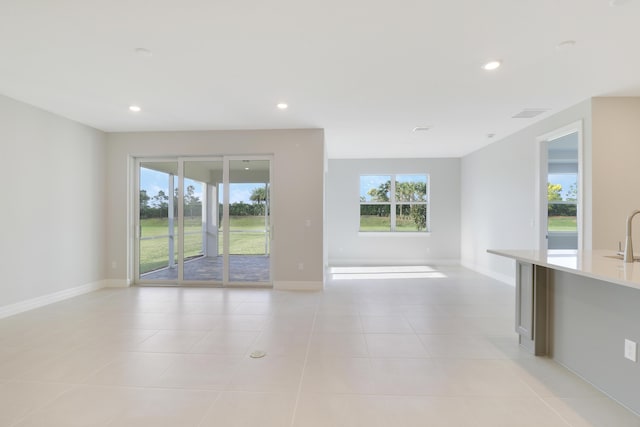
<box><xmin>358</xmin><ymin>232</ymin><xmax>431</xmax><ymax>237</ymax></box>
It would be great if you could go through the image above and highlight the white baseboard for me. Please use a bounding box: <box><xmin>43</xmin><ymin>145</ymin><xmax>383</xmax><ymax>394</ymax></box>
<box><xmin>460</xmin><ymin>260</ymin><xmax>515</xmax><ymax>286</ymax></box>
<box><xmin>273</xmin><ymin>280</ymin><xmax>323</xmax><ymax>291</ymax></box>
<box><xmin>104</xmin><ymin>279</ymin><xmax>131</xmax><ymax>288</ymax></box>
<box><xmin>0</xmin><ymin>280</ymin><xmax>107</xmax><ymax>319</ymax></box>
<box><xmin>328</xmin><ymin>258</ymin><xmax>460</xmax><ymax>267</ymax></box>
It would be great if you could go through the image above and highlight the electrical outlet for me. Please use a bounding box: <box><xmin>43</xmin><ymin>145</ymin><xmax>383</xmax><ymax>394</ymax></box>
<box><xmin>625</xmin><ymin>339</ymin><xmax>637</xmax><ymax>362</ymax></box>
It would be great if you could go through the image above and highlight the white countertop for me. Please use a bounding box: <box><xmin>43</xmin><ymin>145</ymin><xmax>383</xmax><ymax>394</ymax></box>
<box><xmin>487</xmin><ymin>249</ymin><xmax>640</xmax><ymax>291</ymax></box>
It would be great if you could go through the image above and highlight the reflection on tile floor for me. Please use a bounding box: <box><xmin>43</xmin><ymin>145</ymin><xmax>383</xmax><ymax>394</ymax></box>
<box><xmin>141</xmin><ymin>255</ymin><xmax>270</xmax><ymax>282</ymax></box>
<box><xmin>0</xmin><ymin>266</ymin><xmax>639</xmax><ymax>426</ymax></box>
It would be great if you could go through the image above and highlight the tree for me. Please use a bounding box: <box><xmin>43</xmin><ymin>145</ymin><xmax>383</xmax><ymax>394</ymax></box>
<box><xmin>548</xmin><ymin>183</ymin><xmax>563</xmax><ymax>201</ymax></box>
<box><xmin>140</xmin><ymin>190</ymin><xmax>151</xmax><ymax>218</ymax></box>
<box><xmin>566</xmin><ymin>183</ymin><xmax>577</xmax><ymax>202</ymax></box>
<box><xmin>367</xmin><ymin>181</ymin><xmax>390</xmax><ymax>202</ymax></box>
<box><xmin>411</xmin><ymin>204</ymin><xmax>427</xmax><ymax>231</ymax></box>
<box><xmin>250</xmin><ymin>186</ymin><xmax>268</xmax><ymax>216</ymax></box>
<box><xmin>152</xmin><ymin>190</ymin><xmax>169</xmax><ymax>217</ymax></box>
<box><xmin>184</xmin><ymin>185</ymin><xmax>201</xmax><ymax>218</ymax></box>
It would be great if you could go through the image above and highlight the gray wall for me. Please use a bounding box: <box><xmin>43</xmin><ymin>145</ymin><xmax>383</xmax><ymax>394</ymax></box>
<box><xmin>462</xmin><ymin>96</ymin><xmax>640</xmax><ymax>283</ymax></box>
<box><xmin>461</xmin><ymin>100</ymin><xmax>593</xmax><ymax>283</ymax></box>
<box><xmin>327</xmin><ymin>158</ymin><xmax>460</xmax><ymax>265</ymax></box>
<box><xmin>0</xmin><ymin>94</ymin><xmax>107</xmax><ymax>312</ymax></box>
<box><xmin>105</xmin><ymin>129</ymin><xmax>325</xmax><ymax>289</ymax></box>
<box><xmin>551</xmin><ymin>270</ymin><xmax>640</xmax><ymax>413</ymax></box>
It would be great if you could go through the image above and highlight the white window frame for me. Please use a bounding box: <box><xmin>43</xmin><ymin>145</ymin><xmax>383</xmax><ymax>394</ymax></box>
<box><xmin>359</xmin><ymin>173</ymin><xmax>430</xmax><ymax>234</ymax></box>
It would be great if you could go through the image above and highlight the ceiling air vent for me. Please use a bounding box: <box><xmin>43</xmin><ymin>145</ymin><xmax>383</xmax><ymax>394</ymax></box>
<box><xmin>512</xmin><ymin>108</ymin><xmax>549</xmax><ymax>119</ymax></box>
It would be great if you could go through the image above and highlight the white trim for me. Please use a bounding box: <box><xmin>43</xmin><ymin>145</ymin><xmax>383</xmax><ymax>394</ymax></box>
<box><xmin>104</xmin><ymin>279</ymin><xmax>131</xmax><ymax>288</ymax></box>
<box><xmin>358</xmin><ymin>232</ymin><xmax>431</xmax><ymax>237</ymax></box>
<box><xmin>273</xmin><ymin>281</ymin><xmax>323</xmax><ymax>291</ymax></box>
<box><xmin>460</xmin><ymin>260</ymin><xmax>515</xmax><ymax>286</ymax></box>
<box><xmin>0</xmin><ymin>280</ymin><xmax>107</xmax><ymax>319</ymax></box>
<box><xmin>328</xmin><ymin>258</ymin><xmax>460</xmax><ymax>266</ymax></box>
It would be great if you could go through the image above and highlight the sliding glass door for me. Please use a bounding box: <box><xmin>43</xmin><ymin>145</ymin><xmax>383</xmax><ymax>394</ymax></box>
<box><xmin>228</xmin><ymin>159</ymin><xmax>271</xmax><ymax>283</ymax></box>
<box><xmin>138</xmin><ymin>161</ymin><xmax>179</xmax><ymax>281</ymax></box>
<box><xmin>136</xmin><ymin>156</ymin><xmax>271</xmax><ymax>286</ymax></box>
<box><xmin>181</xmin><ymin>159</ymin><xmax>224</xmax><ymax>282</ymax></box>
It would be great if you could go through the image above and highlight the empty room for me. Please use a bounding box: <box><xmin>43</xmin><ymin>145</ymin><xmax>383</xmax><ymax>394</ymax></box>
<box><xmin>1</xmin><ymin>0</ymin><xmax>640</xmax><ymax>426</ymax></box>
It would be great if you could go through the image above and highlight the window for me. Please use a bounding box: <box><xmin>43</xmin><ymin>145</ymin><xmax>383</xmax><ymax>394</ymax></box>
<box><xmin>359</xmin><ymin>174</ymin><xmax>429</xmax><ymax>232</ymax></box>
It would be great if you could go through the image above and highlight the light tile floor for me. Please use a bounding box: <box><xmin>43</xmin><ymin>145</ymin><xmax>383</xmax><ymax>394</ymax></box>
<box><xmin>0</xmin><ymin>266</ymin><xmax>639</xmax><ymax>426</ymax></box>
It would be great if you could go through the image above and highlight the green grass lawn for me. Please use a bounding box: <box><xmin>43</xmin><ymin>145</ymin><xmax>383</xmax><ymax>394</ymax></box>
<box><xmin>548</xmin><ymin>216</ymin><xmax>577</xmax><ymax>232</ymax></box>
<box><xmin>359</xmin><ymin>215</ymin><xmax>424</xmax><ymax>232</ymax></box>
<box><xmin>139</xmin><ymin>216</ymin><xmax>268</xmax><ymax>274</ymax></box>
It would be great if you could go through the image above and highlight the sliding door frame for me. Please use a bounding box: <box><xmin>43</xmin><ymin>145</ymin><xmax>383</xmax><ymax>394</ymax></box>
<box><xmin>133</xmin><ymin>155</ymin><xmax>273</xmax><ymax>287</ymax></box>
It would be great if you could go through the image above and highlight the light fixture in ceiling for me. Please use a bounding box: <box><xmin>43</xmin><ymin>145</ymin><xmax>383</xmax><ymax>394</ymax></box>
<box><xmin>556</xmin><ymin>40</ymin><xmax>577</xmax><ymax>50</ymax></box>
<box><xmin>512</xmin><ymin>108</ymin><xmax>549</xmax><ymax>119</ymax></box>
<box><xmin>482</xmin><ymin>60</ymin><xmax>502</xmax><ymax>71</ymax></box>
<box><xmin>609</xmin><ymin>0</ymin><xmax>632</xmax><ymax>6</ymax></box>
<box><xmin>244</xmin><ymin>167</ymin><xmax>250</xmax><ymax>170</ymax></box>
<box><xmin>134</xmin><ymin>47</ymin><xmax>153</xmax><ymax>57</ymax></box>
<box><xmin>412</xmin><ymin>126</ymin><xmax>431</xmax><ymax>132</ymax></box>
<box><xmin>277</xmin><ymin>103</ymin><xmax>288</xmax><ymax>110</ymax></box>
<box><xmin>129</xmin><ymin>105</ymin><xmax>141</xmax><ymax>112</ymax></box>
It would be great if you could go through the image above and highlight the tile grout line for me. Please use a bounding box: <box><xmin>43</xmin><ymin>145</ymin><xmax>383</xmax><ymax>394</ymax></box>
<box><xmin>288</xmin><ymin>302</ymin><xmax>320</xmax><ymax>427</ymax></box>
<box><xmin>509</xmin><ymin>363</ymin><xmax>574</xmax><ymax>427</ymax></box>
<box><xmin>6</xmin><ymin>381</ymin><xmax>78</xmax><ymax>427</ymax></box>
<box><xmin>195</xmin><ymin>389</ymin><xmax>224</xmax><ymax>427</ymax></box>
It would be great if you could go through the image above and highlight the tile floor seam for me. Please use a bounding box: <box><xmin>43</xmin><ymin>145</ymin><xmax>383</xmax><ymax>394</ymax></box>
<box><xmin>194</xmin><ymin>388</ymin><xmax>223</xmax><ymax>427</ymax></box>
<box><xmin>535</xmin><ymin>395</ymin><xmax>575</xmax><ymax>427</ymax></box>
<box><xmin>7</xmin><ymin>381</ymin><xmax>79</xmax><ymax>427</ymax></box>
<box><xmin>75</xmin><ymin>354</ymin><xmax>124</xmax><ymax>385</ymax></box>
<box><xmin>288</xmin><ymin>302</ymin><xmax>320</xmax><ymax>427</ymax></box>
<box><xmin>404</xmin><ymin>312</ymin><xmax>435</xmax><ymax>357</ymax></box>
<box><xmin>507</xmin><ymin>361</ymin><xmax>575</xmax><ymax>426</ymax></box>
<box><xmin>134</xmin><ymin>328</ymin><xmax>161</xmax><ymax>346</ymax></box>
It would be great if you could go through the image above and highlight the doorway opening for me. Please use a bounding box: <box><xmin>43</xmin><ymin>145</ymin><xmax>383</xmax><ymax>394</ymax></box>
<box><xmin>537</xmin><ymin>122</ymin><xmax>583</xmax><ymax>250</ymax></box>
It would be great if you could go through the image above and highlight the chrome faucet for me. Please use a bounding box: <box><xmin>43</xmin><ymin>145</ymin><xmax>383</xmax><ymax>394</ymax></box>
<box><xmin>623</xmin><ymin>209</ymin><xmax>640</xmax><ymax>263</ymax></box>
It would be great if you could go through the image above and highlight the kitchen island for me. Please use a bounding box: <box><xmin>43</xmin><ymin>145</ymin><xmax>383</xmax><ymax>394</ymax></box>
<box><xmin>489</xmin><ymin>249</ymin><xmax>640</xmax><ymax>415</ymax></box>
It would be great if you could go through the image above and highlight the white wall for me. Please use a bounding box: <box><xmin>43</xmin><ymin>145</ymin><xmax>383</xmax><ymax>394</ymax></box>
<box><xmin>592</xmin><ymin>97</ymin><xmax>640</xmax><ymax>250</ymax></box>
<box><xmin>461</xmin><ymin>100</ymin><xmax>592</xmax><ymax>283</ymax></box>
<box><xmin>105</xmin><ymin>129</ymin><xmax>324</xmax><ymax>290</ymax></box>
<box><xmin>327</xmin><ymin>158</ymin><xmax>460</xmax><ymax>266</ymax></box>
<box><xmin>0</xmin><ymin>94</ymin><xmax>107</xmax><ymax>312</ymax></box>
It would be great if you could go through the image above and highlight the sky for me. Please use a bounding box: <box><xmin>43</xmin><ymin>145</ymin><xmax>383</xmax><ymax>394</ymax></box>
<box><xmin>548</xmin><ymin>173</ymin><xmax>577</xmax><ymax>200</ymax></box>
<box><xmin>140</xmin><ymin>168</ymin><xmax>262</xmax><ymax>205</ymax></box>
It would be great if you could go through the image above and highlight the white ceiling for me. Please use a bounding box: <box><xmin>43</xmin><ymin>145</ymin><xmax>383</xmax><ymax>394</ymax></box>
<box><xmin>1</xmin><ymin>0</ymin><xmax>639</xmax><ymax>158</ymax></box>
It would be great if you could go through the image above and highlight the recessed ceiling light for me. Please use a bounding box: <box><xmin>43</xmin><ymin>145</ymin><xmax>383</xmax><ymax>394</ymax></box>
<box><xmin>244</xmin><ymin>167</ymin><xmax>250</xmax><ymax>170</ymax></box>
<box><xmin>277</xmin><ymin>103</ymin><xmax>288</xmax><ymax>110</ymax></box>
<box><xmin>482</xmin><ymin>60</ymin><xmax>502</xmax><ymax>71</ymax></box>
<box><xmin>413</xmin><ymin>126</ymin><xmax>431</xmax><ymax>132</ymax></box>
<box><xmin>134</xmin><ymin>48</ymin><xmax>153</xmax><ymax>57</ymax></box>
<box><xmin>129</xmin><ymin>105</ymin><xmax>141</xmax><ymax>112</ymax></box>
<box><xmin>556</xmin><ymin>40</ymin><xmax>576</xmax><ymax>50</ymax></box>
